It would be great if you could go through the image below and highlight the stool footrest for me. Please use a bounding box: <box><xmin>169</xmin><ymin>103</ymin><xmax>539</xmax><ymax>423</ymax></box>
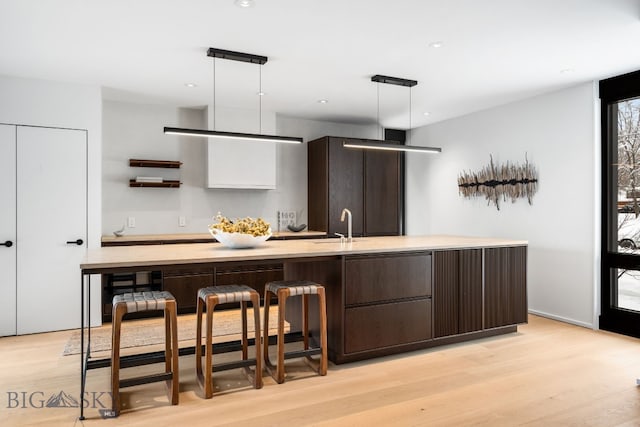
<box><xmin>212</xmin><ymin>358</ymin><xmax>259</xmax><ymax>372</ymax></box>
<box><xmin>120</xmin><ymin>372</ymin><xmax>173</xmax><ymax>389</ymax></box>
<box><xmin>283</xmin><ymin>348</ymin><xmax>322</xmax><ymax>360</ymax></box>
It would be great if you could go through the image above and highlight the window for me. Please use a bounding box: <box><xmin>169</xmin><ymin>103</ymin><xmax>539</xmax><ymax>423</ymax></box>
<box><xmin>600</xmin><ymin>70</ymin><xmax>640</xmax><ymax>337</ymax></box>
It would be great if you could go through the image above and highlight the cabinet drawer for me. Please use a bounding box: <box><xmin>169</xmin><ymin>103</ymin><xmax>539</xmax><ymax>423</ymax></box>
<box><xmin>344</xmin><ymin>299</ymin><xmax>432</xmax><ymax>354</ymax></box>
<box><xmin>345</xmin><ymin>253</ymin><xmax>431</xmax><ymax>305</ymax></box>
<box><xmin>163</xmin><ymin>274</ymin><xmax>214</xmax><ymax>312</ymax></box>
<box><xmin>215</xmin><ymin>267</ymin><xmax>283</xmax><ymax>297</ymax></box>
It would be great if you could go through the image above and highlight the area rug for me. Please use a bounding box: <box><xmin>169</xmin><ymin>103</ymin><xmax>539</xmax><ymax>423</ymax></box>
<box><xmin>63</xmin><ymin>306</ymin><xmax>288</xmax><ymax>356</ymax></box>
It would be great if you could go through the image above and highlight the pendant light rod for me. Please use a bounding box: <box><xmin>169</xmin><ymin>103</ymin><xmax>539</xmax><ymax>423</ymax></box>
<box><xmin>212</xmin><ymin>55</ymin><xmax>216</xmax><ymax>130</ymax></box>
<box><xmin>259</xmin><ymin>64</ymin><xmax>262</xmax><ymax>133</ymax></box>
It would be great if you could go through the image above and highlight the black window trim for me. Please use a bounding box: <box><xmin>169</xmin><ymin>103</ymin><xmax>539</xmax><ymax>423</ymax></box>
<box><xmin>599</xmin><ymin>69</ymin><xmax>640</xmax><ymax>337</ymax></box>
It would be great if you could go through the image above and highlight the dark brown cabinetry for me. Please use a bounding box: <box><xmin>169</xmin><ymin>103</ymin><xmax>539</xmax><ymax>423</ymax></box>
<box><xmin>343</xmin><ymin>253</ymin><xmax>432</xmax><ymax>355</ymax></box>
<box><xmin>433</xmin><ymin>249</ymin><xmax>483</xmax><ymax>338</ymax></box>
<box><xmin>215</xmin><ymin>263</ymin><xmax>283</xmax><ymax>304</ymax></box>
<box><xmin>162</xmin><ymin>266</ymin><xmax>214</xmax><ymax>314</ymax></box>
<box><xmin>344</xmin><ymin>299</ymin><xmax>432</xmax><ymax>354</ymax></box>
<box><xmin>484</xmin><ymin>246</ymin><xmax>528</xmax><ymax>328</ymax></box>
<box><xmin>101</xmin><ymin>271</ymin><xmax>162</xmax><ymax>321</ymax></box>
<box><xmin>308</xmin><ymin>136</ymin><xmax>401</xmax><ymax>237</ymax></box>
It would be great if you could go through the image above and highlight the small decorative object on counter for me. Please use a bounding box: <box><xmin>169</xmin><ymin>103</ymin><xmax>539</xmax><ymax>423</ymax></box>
<box><xmin>208</xmin><ymin>212</ymin><xmax>272</xmax><ymax>248</ymax></box>
<box><xmin>287</xmin><ymin>223</ymin><xmax>307</xmax><ymax>232</ymax></box>
<box><xmin>113</xmin><ymin>223</ymin><xmax>125</xmax><ymax>237</ymax></box>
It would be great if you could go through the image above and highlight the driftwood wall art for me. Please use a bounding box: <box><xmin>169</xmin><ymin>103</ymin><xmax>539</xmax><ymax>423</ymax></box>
<box><xmin>457</xmin><ymin>155</ymin><xmax>538</xmax><ymax>210</ymax></box>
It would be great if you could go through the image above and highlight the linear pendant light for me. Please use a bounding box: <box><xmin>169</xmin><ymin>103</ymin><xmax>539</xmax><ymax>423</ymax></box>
<box><xmin>342</xmin><ymin>140</ymin><xmax>441</xmax><ymax>153</ymax></box>
<box><xmin>342</xmin><ymin>74</ymin><xmax>441</xmax><ymax>154</ymax></box>
<box><xmin>163</xmin><ymin>47</ymin><xmax>303</xmax><ymax>144</ymax></box>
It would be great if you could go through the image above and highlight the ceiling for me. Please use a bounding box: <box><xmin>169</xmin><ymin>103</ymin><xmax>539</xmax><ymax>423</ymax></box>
<box><xmin>1</xmin><ymin>0</ymin><xmax>640</xmax><ymax>130</ymax></box>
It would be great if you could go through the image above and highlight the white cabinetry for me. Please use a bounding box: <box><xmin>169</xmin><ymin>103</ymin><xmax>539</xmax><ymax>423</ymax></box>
<box><xmin>0</xmin><ymin>124</ymin><xmax>87</xmax><ymax>336</ymax></box>
<box><xmin>206</xmin><ymin>139</ymin><xmax>276</xmax><ymax>189</ymax></box>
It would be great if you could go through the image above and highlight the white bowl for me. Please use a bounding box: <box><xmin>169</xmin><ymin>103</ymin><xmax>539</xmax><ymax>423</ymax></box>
<box><xmin>209</xmin><ymin>228</ymin><xmax>272</xmax><ymax>249</ymax></box>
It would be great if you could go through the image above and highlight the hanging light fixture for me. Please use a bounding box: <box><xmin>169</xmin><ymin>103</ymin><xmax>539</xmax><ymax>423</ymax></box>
<box><xmin>342</xmin><ymin>74</ymin><xmax>441</xmax><ymax>154</ymax></box>
<box><xmin>163</xmin><ymin>47</ymin><xmax>303</xmax><ymax>144</ymax></box>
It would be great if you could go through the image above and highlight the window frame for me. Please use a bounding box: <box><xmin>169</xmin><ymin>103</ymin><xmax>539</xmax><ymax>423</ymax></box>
<box><xmin>599</xmin><ymin>69</ymin><xmax>640</xmax><ymax>337</ymax></box>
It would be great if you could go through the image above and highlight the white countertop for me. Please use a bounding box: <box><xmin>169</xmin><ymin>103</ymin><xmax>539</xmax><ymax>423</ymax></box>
<box><xmin>81</xmin><ymin>235</ymin><xmax>527</xmax><ymax>271</ymax></box>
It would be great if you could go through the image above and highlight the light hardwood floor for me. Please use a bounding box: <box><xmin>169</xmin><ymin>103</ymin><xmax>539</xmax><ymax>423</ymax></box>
<box><xmin>1</xmin><ymin>314</ymin><xmax>640</xmax><ymax>426</ymax></box>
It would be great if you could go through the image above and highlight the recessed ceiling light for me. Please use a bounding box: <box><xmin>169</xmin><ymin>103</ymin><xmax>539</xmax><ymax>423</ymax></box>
<box><xmin>184</xmin><ymin>83</ymin><xmax>197</xmax><ymax>88</ymax></box>
<box><xmin>234</xmin><ymin>0</ymin><xmax>255</xmax><ymax>8</ymax></box>
<box><xmin>318</xmin><ymin>99</ymin><xmax>328</xmax><ymax>104</ymax></box>
<box><xmin>257</xmin><ymin>91</ymin><xmax>266</xmax><ymax>96</ymax></box>
<box><xmin>428</xmin><ymin>41</ymin><xmax>444</xmax><ymax>48</ymax></box>
<box><xmin>560</xmin><ymin>68</ymin><xmax>575</xmax><ymax>74</ymax></box>
<box><xmin>423</xmin><ymin>112</ymin><xmax>431</xmax><ymax>116</ymax></box>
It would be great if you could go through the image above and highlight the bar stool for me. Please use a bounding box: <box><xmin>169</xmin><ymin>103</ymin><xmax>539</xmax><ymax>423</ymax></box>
<box><xmin>195</xmin><ymin>285</ymin><xmax>262</xmax><ymax>398</ymax></box>
<box><xmin>263</xmin><ymin>280</ymin><xmax>328</xmax><ymax>384</ymax></box>
<box><xmin>110</xmin><ymin>291</ymin><xmax>179</xmax><ymax>417</ymax></box>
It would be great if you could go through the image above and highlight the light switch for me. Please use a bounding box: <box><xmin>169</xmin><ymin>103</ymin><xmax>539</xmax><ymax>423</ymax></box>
<box><xmin>127</xmin><ymin>217</ymin><xmax>136</xmax><ymax>228</ymax></box>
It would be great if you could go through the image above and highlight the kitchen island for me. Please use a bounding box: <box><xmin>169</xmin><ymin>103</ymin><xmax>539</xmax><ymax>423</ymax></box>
<box><xmin>81</xmin><ymin>235</ymin><xmax>527</xmax><ymax>363</ymax></box>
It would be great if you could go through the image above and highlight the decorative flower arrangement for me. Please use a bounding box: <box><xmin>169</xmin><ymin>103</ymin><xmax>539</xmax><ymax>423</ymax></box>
<box><xmin>208</xmin><ymin>213</ymin><xmax>271</xmax><ymax>248</ymax></box>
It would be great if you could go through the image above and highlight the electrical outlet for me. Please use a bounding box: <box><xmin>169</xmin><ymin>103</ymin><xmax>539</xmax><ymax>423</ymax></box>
<box><xmin>127</xmin><ymin>217</ymin><xmax>136</xmax><ymax>228</ymax></box>
<box><xmin>179</xmin><ymin>216</ymin><xmax>186</xmax><ymax>227</ymax></box>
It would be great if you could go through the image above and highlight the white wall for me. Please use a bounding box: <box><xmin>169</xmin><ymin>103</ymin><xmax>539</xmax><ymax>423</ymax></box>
<box><xmin>102</xmin><ymin>101</ymin><xmax>378</xmax><ymax>235</ymax></box>
<box><xmin>406</xmin><ymin>83</ymin><xmax>598</xmax><ymax>328</ymax></box>
<box><xmin>0</xmin><ymin>75</ymin><xmax>102</xmax><ymax>326</ymax></box>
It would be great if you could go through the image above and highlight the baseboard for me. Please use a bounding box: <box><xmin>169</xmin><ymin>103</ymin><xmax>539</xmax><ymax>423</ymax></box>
<box><xmin>528</xmin><ymin>309</ymin><xmax>594</xmax><ymax>329</ymax></box>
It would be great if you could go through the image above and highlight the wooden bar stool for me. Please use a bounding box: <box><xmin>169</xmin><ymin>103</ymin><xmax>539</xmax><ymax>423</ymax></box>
<box><xmin>110</xmin><ymin>291</ymin><xmax>179</xmax><ymax>417</ymax></box>
<box><xmin>195</xmin><ymin>285</ymin><xmax>262</xmax><ymax>399</ymax></box>
<box><xmin>263</xmin><ymin>280</ymin><xmax>328</xmax><ymax>384</ymax></box>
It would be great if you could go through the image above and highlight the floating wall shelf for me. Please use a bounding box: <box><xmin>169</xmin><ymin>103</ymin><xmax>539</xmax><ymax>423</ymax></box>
<box><xmin>129</xmin><ymin>159</ymin><xmax>182</xmax><ymax>168</ymax></box>
<box><xmin>129</xmin><ymin>158</ymin><xmax>182</xmax><ymax>188</ymax></box>
<box><xmin>129</xmin><ymin>179</ymin><xmax>181</xmax><ymax>188</ymax></box>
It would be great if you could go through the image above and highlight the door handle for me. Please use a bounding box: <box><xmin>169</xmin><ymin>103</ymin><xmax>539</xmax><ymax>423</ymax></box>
<box><xmin>66</xmin><ymin>239</ymin><xmax>84</xmax><ymax>246</ymax></box>
<box><xmin>2</xmin><ymin>240</ymin><xmax>12</xmax><ymax>248</ymax></box>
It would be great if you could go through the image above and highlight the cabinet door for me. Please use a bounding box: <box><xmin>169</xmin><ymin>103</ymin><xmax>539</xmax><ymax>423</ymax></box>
<box><xmin>164</xmin><ymin>274</ymin><xmax>214</xmax><ymax>313</ymax></box>
<box><xmin>364</xmin><ymin>147</ymin><xmax>400</xmax><ymax>236</ymax></box>
<box><xmin>0</xmin><ymin>125</ymin><xmax>16</xmax><ymax>337</ymax></box>
<box><xmin>215</xmin><ymin>264</ymin><xmax>284</xmax><ymax>299</ymax></box>
<box><xmin>485</xmin><ymin>246</ymin><xmax>528</xmax><ymax>328</ymax></box>
<box><xmin>16</xmin><ymin>127</ymin><xmax>87</xmax><ymax>334</ymax></box>
<box><xmin>328</xmin><ymin>138</ymin><xmax>364</xmax><ymax>236</ymax></box>
<box><xmin>307</xmin><ymin>138</ymin><xmax>329</xmax><ymax>232</ymax></box>
<box><xmin>433</xmin><ymin>249</ymin><xmax>482</xmax><ymax>338</ymax></box>
<box><xmin>459</xmin><ymin>249</ymin><xmax>483</xmax><ymax>333</ymax></box>
<box><xmin>433</xmin><ymin>251</ymin><xmax>459</xmax><ymax>338</ymax></box>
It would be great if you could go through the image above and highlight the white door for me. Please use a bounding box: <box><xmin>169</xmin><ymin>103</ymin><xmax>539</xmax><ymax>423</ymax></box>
<box><xmin>16</xmin><ymin>126</ymin><xmax>87</xmax><ymax>334</ymax></box>
<box><xmin>0</xmin><ymin>125</ymin><xmax>17</xmax><ymax>337</ymax></box>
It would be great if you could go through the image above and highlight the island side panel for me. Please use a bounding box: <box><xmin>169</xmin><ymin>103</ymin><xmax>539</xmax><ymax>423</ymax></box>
<box><xmin>283</xmin><ymin>257</ymin><xmax>344</xmax><ymax>361</ymax></box>
<box><xmin>484</xmin><ymin>246</ymin><xmax>528</xmax><ymax>328</ymax></box>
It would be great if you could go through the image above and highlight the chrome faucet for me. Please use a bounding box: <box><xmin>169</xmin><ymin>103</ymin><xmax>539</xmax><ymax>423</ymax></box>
<box><xmin>340</xmin><ymin>208</ymin><xmax>352</xmax><ymax>243</ymax></box>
